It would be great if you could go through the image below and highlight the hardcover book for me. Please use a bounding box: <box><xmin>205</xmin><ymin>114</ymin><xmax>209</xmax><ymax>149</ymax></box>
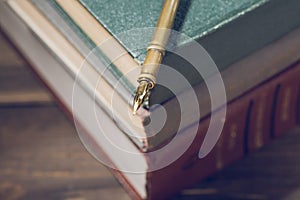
<box><xmin>1</xmin><ymin>0</ymin><xmax>300</xmax><ymax>199</ymax></box>
<box><xmin>29</xmin><ymin>0</ymin><xmax>300</xmax><ymax>147</ymax></box>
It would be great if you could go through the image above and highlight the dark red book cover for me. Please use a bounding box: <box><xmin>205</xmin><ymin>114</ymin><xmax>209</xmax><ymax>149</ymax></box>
<box><xmin>147</xmin><ymin>99</ymin><xmax>249</xmax><ymax>199</ymax></box>
<box><xmin>146</xmin><ymin>61</ymin><xmax>300</xmax><ymax>200</ymax></box>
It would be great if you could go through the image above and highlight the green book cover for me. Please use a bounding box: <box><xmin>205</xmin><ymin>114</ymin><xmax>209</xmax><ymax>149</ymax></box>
<box><xmin>78</xmin><ymin>0</ymin><xmax>269</xmax><ymax>61</ymax></box>
<box><xmin>79</xmin><ymin>0</ymin><xmax>300</xmax><ymax>104</ymax></box>
<box><xmin>32</xmin><ymin>0</ymin><xmax>300</xmax><ymax>105</ymax></box>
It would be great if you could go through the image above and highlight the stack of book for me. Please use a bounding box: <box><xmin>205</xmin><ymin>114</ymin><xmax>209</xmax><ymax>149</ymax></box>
<box><xmin>1</xmin><ymin>0</ymin><xmax>300</xmax><ymax>199</ymax></box>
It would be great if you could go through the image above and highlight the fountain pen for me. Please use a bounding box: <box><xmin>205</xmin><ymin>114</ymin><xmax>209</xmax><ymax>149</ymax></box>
<box><xmin>132</xmin><ymin>0</ymin><xmax>180</xmax><ymax>114</ymax></box>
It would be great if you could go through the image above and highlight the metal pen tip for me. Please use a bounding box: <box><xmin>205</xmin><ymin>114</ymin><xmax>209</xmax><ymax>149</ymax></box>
<box><xmin>132</xmin><ymin>81</ymin><xmax>151</xmax><ymax>115</ymax></box>
<box><xmin>132</xmin><ymin>97</ymin><xmax>141</xmax><ymax>115</ymax></box>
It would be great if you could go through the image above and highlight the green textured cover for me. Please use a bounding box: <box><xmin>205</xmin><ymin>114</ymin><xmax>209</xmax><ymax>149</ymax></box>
<box><xmin>34</xmin><ymin>0</ymin><xmax>300</xmax><ymax>105</ymax></box>
<box><xmin>77</xmin><ymin>0</ymin><xmax>300</xmax><ymax>105</ymax></box>
<box><xmin>79</xmin><ymin>0</ymin><xmax>269</xmax><ymax>61</ymax></box>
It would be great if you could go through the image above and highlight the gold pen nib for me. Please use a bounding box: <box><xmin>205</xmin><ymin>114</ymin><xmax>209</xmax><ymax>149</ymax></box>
<box><xmin>133</xmin><ymin>81</ymin><xmax>151</xmax><ymax>115</ymax></box>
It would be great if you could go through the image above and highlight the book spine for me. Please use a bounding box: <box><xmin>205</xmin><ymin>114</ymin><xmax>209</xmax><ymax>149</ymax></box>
<box><xmin>245</xmin><ymin>79</ymin><xmax>276</xmax><ymax>152</ymax></box>
<box><xmin>148</xmin><ymin>60</ymin><xmax>300</xmax><ymax>200</ymax></box>
<box><xmin>214</xmin><ymin>99</ymin><xmax>248</xmax><ymax>170</ymax></box>
<box><xmin>272</xmin><ymin>62</ymin><xmax>300</xmax><ymax>138</ymax></box>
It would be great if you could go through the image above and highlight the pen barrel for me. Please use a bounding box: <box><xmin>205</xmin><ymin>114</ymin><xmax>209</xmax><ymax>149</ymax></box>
<box><xmin>151</xmin><ymin>0</ymin><xmax>180</xmax><ymax>49</ymax></box>
<box><xmin>139</xmin><ymin>49</ymin><xmax>163</xmax><ymax>87</ymax></box>
<box><xmin>138</xmin><ymin>0</ymin><xmax>180</xmax><ymax>87</ymax></box>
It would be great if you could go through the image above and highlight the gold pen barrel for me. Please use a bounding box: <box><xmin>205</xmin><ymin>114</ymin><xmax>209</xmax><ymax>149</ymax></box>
<box><xmin>150</xmin><ymin>0</ymin><xmax>180</xmax><ymax>50</ymax></box>
<box><xmin>138</xmin><ymin>0</ymin><xmax>180</xmax><ymax>86</ymax></box>
<box><xmin>139</xmin><ymin>49</ymin><xmax>163</xmax><ymax>88</ymax></box>
<box><xmin>133</xmin><ymin>0</ymin><xmax>180</xmax><ymax>113</ymax></box>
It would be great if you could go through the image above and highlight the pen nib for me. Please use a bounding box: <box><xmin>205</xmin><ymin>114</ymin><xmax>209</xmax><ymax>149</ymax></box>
<box><xmin>133</xmin><ymin>81</ymin><xmax>150</xmax><ymax>115</ymax></box>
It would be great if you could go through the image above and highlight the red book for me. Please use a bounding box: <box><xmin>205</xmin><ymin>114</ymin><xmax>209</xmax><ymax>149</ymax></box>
<box><xmin>146</xmin><ymin>61</ymin><xmax>300</xmax><ymax>199</ymax></box>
